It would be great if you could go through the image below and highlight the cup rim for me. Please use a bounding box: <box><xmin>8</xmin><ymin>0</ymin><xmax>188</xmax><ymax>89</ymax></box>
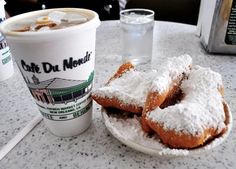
<box><xmin>0</xmin><ymin>8</ymin><xmax>100</xmax><ymax>38</ymax></box>
<box><xmin>0</xmin><ymin>0</ymin><xmax>6</xmax><ymax>6</ymax></box>
<box><xmin>120</xmin><ymin>8</ymin><xmax>155</xmax><ymax>18</ymax></box>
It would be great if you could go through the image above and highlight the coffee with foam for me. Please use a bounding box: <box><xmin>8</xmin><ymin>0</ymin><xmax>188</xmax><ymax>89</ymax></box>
<box><xmin>9</xmin><ymin>10</ymin><xmax>91</xmax><ymax>32</ymax></box>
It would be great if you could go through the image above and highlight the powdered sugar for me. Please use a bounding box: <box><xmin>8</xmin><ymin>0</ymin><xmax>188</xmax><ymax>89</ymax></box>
<box><xmin>102</xmin><ymin>105</ymin><xmax>232</xmax><ymax>156</ymax></box>
<box><xmin>96</xmin><ymin>54</ymin><xmax>232</xmax><ymax>156</ymax></box>
<box><xmin>93</xmin><ymin>70</ymin><xmax>155</xmax><ymax>107</ymax></box>
<box><xmin>93</xmin><ymin>54</ymin><xmax>192</xmax><ymax>108</ymax></box>
<box><xmin>104</xmin><ymin>113</ymin><xmax>163</xmax><ymax>148</ymax></box>
<box><xmin>148</xmin><ymin>66</ymin><xmax>226</xmax><ymax>135</ymax></box>
<box><xmin>150</xmin><ymin>54</ymin><xmax>192</xmax><ymax>93</ymax></box>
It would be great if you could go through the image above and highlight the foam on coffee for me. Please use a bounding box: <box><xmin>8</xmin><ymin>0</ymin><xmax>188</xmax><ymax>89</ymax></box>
<box><xmin>9</xmin><ymin>10</ymin><xmax>91</xmax><ymax>32</ymax></box>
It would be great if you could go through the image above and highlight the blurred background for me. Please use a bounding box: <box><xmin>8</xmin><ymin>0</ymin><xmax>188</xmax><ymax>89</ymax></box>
<box><xmin>4</xmin><ymin>0</ymin><xmax>200</xmax><ymax>25</ymax></box>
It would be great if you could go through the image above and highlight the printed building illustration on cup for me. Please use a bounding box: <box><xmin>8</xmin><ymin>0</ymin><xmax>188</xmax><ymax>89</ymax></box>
<box><xmin>23</xmin><ymin>71</ymin><xmax>94</xmax><ymax>105</ymax></box>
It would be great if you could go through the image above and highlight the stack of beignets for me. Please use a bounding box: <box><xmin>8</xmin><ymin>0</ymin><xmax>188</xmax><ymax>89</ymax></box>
<box><xmin>92</xmin><ymin>55</ymin><xmax>228</xmax><ymax>149</ymax></box>
<box><xmin>92</xmin><ymin>54</ymin><xmax>192</xmax><ymax>113</ymax></box>
<box><xmin>144</xmin><ymin>65</ymin><xmax>226</xmax><ymax>148</ymax></box>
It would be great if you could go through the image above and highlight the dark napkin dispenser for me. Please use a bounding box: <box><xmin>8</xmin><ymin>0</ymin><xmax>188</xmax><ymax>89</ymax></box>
<box><xmin>198</xmin><ymin>0</ymin><xmax>236</xmax><ymax>54</ymax></box>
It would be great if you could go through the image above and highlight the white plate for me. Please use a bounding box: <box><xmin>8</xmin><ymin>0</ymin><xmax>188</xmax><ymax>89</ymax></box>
<box><xmin>101</xmin><ymin>104</ymin><xmax>233</xmax><ymax>156</ymax></box>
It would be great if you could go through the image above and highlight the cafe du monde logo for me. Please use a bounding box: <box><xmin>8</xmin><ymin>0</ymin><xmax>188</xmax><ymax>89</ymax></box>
<box><xmin>19</xmin><ymin>51</ymin><xmax>93</xmax><ymax>105</ymax></box>
<box><xmin>20</xmin><ymin>51</ymin><xmax>92</xmax><ymax>74</ymax></box>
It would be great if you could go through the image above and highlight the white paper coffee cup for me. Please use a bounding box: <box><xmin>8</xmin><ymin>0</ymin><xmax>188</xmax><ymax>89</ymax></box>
<box><xmin>0</xmin><ymin>8</ymin><xmax>100</xmax><ymax>137</ymax></box>
<box><xmin>0</xmin><ymin>0</ymin><xmax>14</xmax><ymax>81</ymax></box>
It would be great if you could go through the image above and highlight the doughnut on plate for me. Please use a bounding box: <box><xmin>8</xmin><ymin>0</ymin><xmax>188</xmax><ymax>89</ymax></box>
<box><xmin>101</xmin><ymin>102</ymin><xmax>232</xmax><ymax>156</ymax></box>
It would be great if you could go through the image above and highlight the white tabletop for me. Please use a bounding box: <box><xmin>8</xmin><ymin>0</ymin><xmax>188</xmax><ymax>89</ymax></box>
<box><xmin>0</xmin><ymin>21</ymin><xmax>235</xmax><ymax>169</ymax></box>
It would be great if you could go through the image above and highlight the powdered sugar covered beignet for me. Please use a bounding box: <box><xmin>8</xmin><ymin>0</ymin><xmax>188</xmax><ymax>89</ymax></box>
<box><xmin>142</xmin><ymin>54</ymin><xmax>192</xmax><ymax>132</ymax></box>
<box><xmin>92</xmin><ymin>54</ymin><xmax>192</xmax><ymax>114</ymax></box>
<box><xmin>150</xmin><ymin>54</ymin><xmax>192</xmax><ymax>94</ymax></box>
<box><xmin>92</xmin><ymin>67</ymin><xmax>157</xmax><ymax>113</ymax></box>
<box><xmin>146</xmin><ymin>66</ymin><xmax>226</xmax><ymax>149</ymax></box>
<box><xmin>92</xmin><ymin>62</ymin><xmax>149</xmax><ymax>113</ymax></box>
